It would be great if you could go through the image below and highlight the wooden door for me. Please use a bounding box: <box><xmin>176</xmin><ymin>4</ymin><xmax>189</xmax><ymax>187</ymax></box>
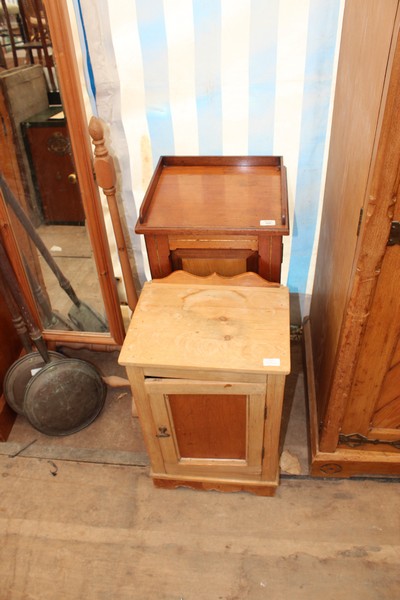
<box><xmin>315</xmin><ymin>5</ymin><xmax>400</xmax><ymax>454</ymax></box>
<box><xmin>25</xmin><ymin>124</ymin><xmax>85</xmax><ymax>224</ymax></box>
<box><xmin>331</xmin><ymin>19</ymin><xmax>400</xmax><ymax>453</ymax></box>
<box><xmin>145</xmin><ymin>378</ymin><xmax>267</xmax><ymax>480</ymax></box>
<box><xmin>341</xmin><ymin>237</ymin><xmax>400</xmax><ymax>449</ymax></box>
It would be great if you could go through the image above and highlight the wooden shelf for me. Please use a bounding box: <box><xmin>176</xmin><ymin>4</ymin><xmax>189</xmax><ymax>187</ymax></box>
<box><xmin>136</xmin><ymin>156</ymin><xmax>289</xmax><ymax>282</ymax></box>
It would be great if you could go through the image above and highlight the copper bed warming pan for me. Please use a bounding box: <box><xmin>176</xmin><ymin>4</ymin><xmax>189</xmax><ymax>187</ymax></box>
<box><xmin>4</xmin><ymin>351</ymin><xmax>65</xmax><ymax>416</ymax></box>
<box><xmin>23</xmin><ymin>358</ymin><xmax>106</xmax><ymax>436</ymax></box>
<box><xmin>0</xmin><ymin>235</ymin><xmax>106</xmax><ymax>435</ymax></box>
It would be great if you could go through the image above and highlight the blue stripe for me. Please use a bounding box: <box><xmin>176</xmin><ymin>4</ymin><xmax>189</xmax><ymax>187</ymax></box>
<box><xmin>72</xmin><ymin>0</ymin><xmax>96</xmax><ymax>111</ymax></box>
<box><xmin>287</xmin><ymin>0</ymin><xmax>341</xmax><ymax>294</ymax></box>
<box><xmin>193</xmin><ymin>0</ymin><xmax>223</xmax><ymax>155</ymax></box>
<box><xmin>136</xmin><ymin>0</ymin><xmax>174</xmax><ymax>165</ymax></box>
<box><xmin>248</xmin><ymin>0</ymin><xmax>279</xmax><ymax>154</ymax></box>
<box><xmin>76</xmin><ymin>0</ymin><xmax>96</xmax><ymax>99</ymax></box>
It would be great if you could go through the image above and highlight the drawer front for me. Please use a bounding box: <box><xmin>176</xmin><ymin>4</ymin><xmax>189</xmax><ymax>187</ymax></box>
<box><xmin>168</xmin><ymin>235</ymin><xmax>259</xmax><ymax>251</ymax></box>
<box><xmin>145</xmin><ymin>378</ymin><xmax>266</xmax><ymax>479</ymax></box>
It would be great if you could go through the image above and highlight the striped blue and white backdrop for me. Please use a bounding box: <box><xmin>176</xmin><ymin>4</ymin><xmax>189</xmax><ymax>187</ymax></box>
<box><xmin>76</xmin><ymin>0</ymin><xmax>344</xmax><ymax>317</ymax></box>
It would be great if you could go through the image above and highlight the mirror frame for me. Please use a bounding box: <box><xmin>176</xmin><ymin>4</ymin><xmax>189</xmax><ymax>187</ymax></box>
<box><xmin>0</xmin><ymin>0</ymin><xmax>126</xmax><ymax>347</ymax></box>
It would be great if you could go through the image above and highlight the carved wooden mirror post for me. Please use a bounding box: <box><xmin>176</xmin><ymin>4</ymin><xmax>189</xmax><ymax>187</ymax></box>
<box><xmin>88</xmin><ymin>116</ymin><xmax>138</xmax><ymax>313</ymax></box>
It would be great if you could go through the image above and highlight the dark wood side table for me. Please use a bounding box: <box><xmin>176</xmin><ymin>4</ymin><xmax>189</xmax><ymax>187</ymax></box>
<box><xmin>135</xmin><ymin>156</ymin><xmax>289</xmax><ymax>282</ymax></box>
<box><xmin>21</xmin><ymin>107</ymin><xmax>85</xmax><ymax>225</ymax></box>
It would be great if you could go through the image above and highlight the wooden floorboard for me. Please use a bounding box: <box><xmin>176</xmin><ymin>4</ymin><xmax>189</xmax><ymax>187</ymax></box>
<box><xmin>0</xmin><ymin>442</ymin><xmax>150</xmax><ymax>466</ymax></box>
<box><xmin>0</xmin><ymin>455</ymin><xmax>399</xmax><ymax>599</ymax></box>
<box><xmin>1</xmin><ymin>342</ymin><xmax>399</xmax><ymax>598</ymax></box>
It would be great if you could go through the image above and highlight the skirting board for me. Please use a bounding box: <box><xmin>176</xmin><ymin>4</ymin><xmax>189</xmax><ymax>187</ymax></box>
<box><xmin>303</xmin><ymin>317</ymin><xmax>400</xmax><ymax>478</ymax></box>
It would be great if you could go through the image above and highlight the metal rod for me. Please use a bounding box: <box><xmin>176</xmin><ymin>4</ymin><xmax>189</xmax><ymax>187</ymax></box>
<box><xmin>0</xmin><ymin>173</ymin><xmax>81</xmax><ymax>308</ymax></box>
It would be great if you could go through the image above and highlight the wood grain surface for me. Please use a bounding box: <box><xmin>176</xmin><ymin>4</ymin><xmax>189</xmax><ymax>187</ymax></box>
<box><xmin>119</xmin><ymin>281</ymin><xmax>290</xmax><ymax>376</ymax></box>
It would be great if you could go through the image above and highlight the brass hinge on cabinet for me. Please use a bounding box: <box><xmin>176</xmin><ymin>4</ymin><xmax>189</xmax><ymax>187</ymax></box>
<box><xmin>387</xmin><ymin>221</ymin><xmax>400</xmax><ymax>246</ymax></box>
<box><xmin>339</xmin><ymin>432</ymin><xmax>400</xmax><ymax>450</ymax></box>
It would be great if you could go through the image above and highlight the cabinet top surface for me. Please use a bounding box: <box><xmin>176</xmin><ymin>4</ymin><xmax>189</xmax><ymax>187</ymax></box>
<box><xmin>119</xmin><ymin>281</ymin><xmax>290</xmax><ymax>375</ymax></box>
<box><xmin>136</xmin><ymin>156</ymin><xmax>289</xmax><ymax>235</ymax></box>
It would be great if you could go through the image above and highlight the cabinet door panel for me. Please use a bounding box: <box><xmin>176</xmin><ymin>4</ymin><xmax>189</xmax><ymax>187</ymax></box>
<box><xmin>342</xmin><ymin>243</ymin><xmax>400</xmax><ymax>441</ymax></box>
<box><xmin>168</xmin><ymin>393</ymin><xmax>247</xmax><ymax>459</ymax></box>
<box><xmin>145</xmin><ymin>379</ymin><xmax>266</xmax><ymax>478</ymax></box>
<box><xmin>371</xmin><ymin>339</ymin><xmax>400</xmax><ymax>429</ymax></box>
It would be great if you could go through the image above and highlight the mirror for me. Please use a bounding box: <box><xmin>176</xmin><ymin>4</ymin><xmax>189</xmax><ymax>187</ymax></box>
<box><xmin>0</xmin><ymin>0</ymin><xmax>125</xmax><ymax>345</ymax></box>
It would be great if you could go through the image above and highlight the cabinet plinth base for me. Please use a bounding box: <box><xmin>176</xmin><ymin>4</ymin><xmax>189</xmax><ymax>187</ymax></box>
<box><xmin>304</xmin><ymin>318</ymin><xmax>400</xmax><ymax>479</ymax></box>
<box><xmin>310</xmin><ymin>449</ymin><xmax>400</xmax><ymax>479</ymax></box>
<box><xmin>152</xmin><ymin>475</ymin><xmax>278</xmax><ymax>496</ymax></box>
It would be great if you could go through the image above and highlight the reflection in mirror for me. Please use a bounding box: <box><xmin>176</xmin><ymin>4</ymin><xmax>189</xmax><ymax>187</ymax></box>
<box><xmin>0</xmin><ymin>0</ymin><xmax>109</xmax><ymax>333</ymax></box>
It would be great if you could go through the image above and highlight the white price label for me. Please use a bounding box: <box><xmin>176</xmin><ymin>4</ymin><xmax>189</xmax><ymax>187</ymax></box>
<box><xmin>259</xmin><ymin>219</ymin><xmax>276</xmax><ymax>226</ymax></box>
<box><xmin>263</xmin><ymin>358</ymin><xmax>281</xmax><ymax>367</ymax></box>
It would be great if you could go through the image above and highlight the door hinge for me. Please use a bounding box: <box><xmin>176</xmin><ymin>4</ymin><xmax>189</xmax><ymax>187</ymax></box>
<box><xmin>261</xmin><ymin>447</ymin><xmax>265</xmax><ymax>460</ymax></box>
<box><xmin>387</xmin><ymin>221</ymin><xmax>400</xmax><ymax>246</ymax></box>
<box><xmin>356</xmin><ymin>208</ymin><xmax>363</xmax><ymax>236</ymax></box>
<box><xmin>264</xmin><ymin>405</ymin><xmax>268</xmax><ymax>420</ymax></box>
<box><xmin>339</xmin><ymin>432</ymin><xmax>400</xmax><ymax>450</ymax></box>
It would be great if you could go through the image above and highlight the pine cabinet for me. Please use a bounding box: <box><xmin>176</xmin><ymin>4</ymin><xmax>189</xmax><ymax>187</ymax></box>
<box><xmin>135</xmin><ymin>156</ymin><xmax>289</xmax><ymax>282</ymax></box>
<box><xmin>119</xmin><ymin>272</ymin><xmax>290</xmax><ymax>495</ymax></box>
<box><xmin>305</xmin><ymin>0</ymin><xmax>400</xmax><ymax>477</ymax></box>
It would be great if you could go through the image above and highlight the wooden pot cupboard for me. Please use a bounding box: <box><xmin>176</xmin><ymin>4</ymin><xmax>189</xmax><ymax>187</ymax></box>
<box><xmin>119</xmin><ymin>271</ymin><xmax>290</xmax><ymax>496</ymax></box>
<box><xmin>305</xmin><ymin>0</ymin><xmax>400</xmax><ymax>477</ymax></box>
<box><xmin>135</xmin><ymin>156</ymin><xmax>289</xmax><ymax>283</ymax></box>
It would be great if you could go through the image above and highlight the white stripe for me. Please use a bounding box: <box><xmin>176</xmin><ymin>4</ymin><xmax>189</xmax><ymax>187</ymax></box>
<box><xmin>273</xmin><ymin>0</ymin><xmax>310</xmax><ymax>286</ymax></box>
<box><xmin>107</xmin><ymin>0</ymin><xmax>152</xmax><ymax>279</ymax></box>
<box><xmin>305</xmin><ymin>0</ymin><xmax>346</xmax><ymax>296</ymax></box>
<box><xmin>221</xmin><ymin>0</ymin><xmax>251</xmax><ymax>154</ymax></box>
<box><xmin>107</xmin><ymin>0</ymin><xmax>152</xmax><ymax>204</ymax></box>
<box><xmin>69</xmin><ymin>0</ymin><xmax>123</xmax><ymax>280</ymax></box>
<box><xmin>164</xmin><ymin>0</ymin><xmax>198</xmax><ymax>155</ymax></box>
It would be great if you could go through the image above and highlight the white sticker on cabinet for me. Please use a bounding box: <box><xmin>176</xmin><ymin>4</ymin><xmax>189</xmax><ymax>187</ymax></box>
<box><xmin>263</xmin><ymin>358</ymin><xmax>281</xmax><ymax>367</ymax></box>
